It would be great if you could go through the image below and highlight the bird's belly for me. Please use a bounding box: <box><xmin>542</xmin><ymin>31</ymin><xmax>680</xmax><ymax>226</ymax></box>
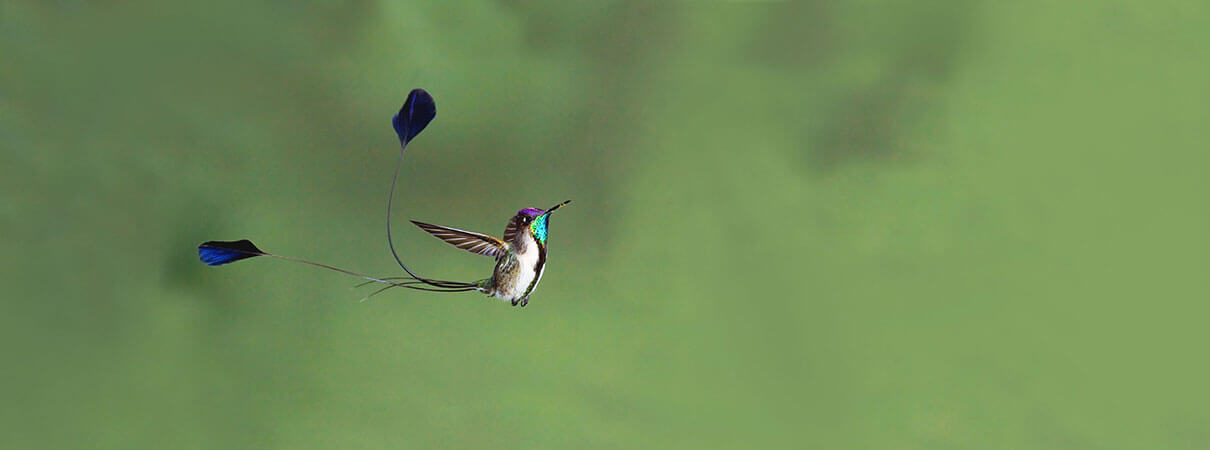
<box><xmin>499</xmin><ymin>270</ymin><xmax>535</xmax><ymax>301</ymax></box>
<box><xmin>491</xmin><ymin>248</ymin><xmax>541</xmax><ymax>302</ymax></box>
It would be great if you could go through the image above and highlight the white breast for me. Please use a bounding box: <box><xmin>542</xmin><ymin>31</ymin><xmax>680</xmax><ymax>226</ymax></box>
<box><xmin>511</xmin><ymin>248</ymin><xmax>539</xmax><ymax>299</ymax></box>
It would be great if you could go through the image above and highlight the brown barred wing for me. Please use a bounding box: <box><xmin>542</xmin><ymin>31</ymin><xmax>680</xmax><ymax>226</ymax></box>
<box><xmin>410</xmin><ymin>220</ymin><xmax>506</xmax><ymax>258</ymax></box>
<box><xmin>503</xmin><ymin>215</ymin><xmax>525</xmax><ymax>243</ymax></box>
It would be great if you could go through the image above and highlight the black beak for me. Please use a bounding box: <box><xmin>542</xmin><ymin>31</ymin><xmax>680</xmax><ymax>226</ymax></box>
<box><xmin>545</xmin><ymin>199</ymin><xmax>571</xmax><ymax>215</ymax></box>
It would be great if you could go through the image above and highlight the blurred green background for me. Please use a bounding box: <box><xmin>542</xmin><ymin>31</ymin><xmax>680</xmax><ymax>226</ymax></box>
<box><xmin>3</xmin><ymin>1</ymin><xmax>1208</xmax><ymax>448</ymax></box>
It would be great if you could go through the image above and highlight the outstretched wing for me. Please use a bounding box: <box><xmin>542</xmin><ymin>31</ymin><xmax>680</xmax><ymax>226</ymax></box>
<box><xmin>410</xmin><ymin>220</ymin><xmax>506</xmax><ymax>258</ymax></box>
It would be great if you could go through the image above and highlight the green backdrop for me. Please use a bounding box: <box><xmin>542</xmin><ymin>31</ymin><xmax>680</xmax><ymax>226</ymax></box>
<box><xmin>3</xmin><ymin>1</ymin><xmax>1207</xmax><ymax>448</ymax></box>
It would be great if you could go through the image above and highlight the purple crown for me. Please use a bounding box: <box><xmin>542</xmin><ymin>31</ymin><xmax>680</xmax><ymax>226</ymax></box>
<box><xmin>518</xmin><ymin>207</ymin><xmax>546</xmax><ymax>217</ymax></box>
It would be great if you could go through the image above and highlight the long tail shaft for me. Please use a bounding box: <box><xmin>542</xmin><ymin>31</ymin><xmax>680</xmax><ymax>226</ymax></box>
<box><xmin>197</xmin><ymin>88</ymin><xmax>470</xmax><ymax>296</ymax></box>
<box><xmin>382</xmin><ymin>88</ymin><xmax>462</xmax><ymax>290</ymax></box>
<box><xmin>197</xmin><ymin>240</ymin><xmax>479</xmax><ymax>292</ymax></box>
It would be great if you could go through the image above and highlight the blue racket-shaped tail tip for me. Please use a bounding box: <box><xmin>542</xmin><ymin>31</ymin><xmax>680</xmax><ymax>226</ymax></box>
<box><xmin>198</xmin><ymin>239</ymin><xmax>265</xmax><ymax>266</ymax></box>
<box><xmin>392</xmin><ymin>88</ymin><xmax>436</xmax><ymax>145</ymax></box>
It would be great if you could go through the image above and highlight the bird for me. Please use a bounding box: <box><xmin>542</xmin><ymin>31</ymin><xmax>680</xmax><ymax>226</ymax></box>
<box><xmin>197</xmin><ymin>88</ymin><xmax>570</xmax><ymax>307</ymax></box>
<box><xmin>409</xmin><ymin>200</ymin><xmax>569</xmax><ymax>306</ymax></box>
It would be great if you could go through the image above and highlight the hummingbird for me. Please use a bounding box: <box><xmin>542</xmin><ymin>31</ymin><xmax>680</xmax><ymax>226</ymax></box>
<box><xmin>197</xmin><ymin>88</ymin><xmax>571</xmax><ymax>307</ymax></box>
<box><xmin>408</xmin><ymin>200</ymin><xmax>569</xmax><ymax>306</ymax></box>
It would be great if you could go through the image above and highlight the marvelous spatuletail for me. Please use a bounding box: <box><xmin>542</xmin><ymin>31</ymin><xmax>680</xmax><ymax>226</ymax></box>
<box><xmin>198</xmin><ymin>89</ymin><xmax>570</xmax><ymax>307</ymax></box>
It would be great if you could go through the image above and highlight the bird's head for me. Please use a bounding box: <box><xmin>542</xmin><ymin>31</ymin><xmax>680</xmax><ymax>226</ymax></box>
<box><xmin>514</xmin><ymin>200</ymin><xmax>570</xmax><ymax>245</ymax></box>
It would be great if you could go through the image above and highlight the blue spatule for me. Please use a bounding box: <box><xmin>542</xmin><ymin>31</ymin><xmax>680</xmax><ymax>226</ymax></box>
<box><xmin>392</xmin><ymin>89</ymin><xmax>436</xmax><ymax>145</ymax></box>
<box><xmin>198</xmin><ymin>239</ymin><xmax>265</xmax><ymax>266</ymax></box>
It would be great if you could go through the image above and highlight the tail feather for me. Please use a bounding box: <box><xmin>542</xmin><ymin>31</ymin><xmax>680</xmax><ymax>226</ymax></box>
<box><xmin>197</xmin><ymin>89</ymin><xmax>478</xmax><ymax>299</ymax></box>
<box><xmin>384</xmin><ymin>88</ymin><xmax>448</xmax><ymax>288</ymax></box>
<box><xmin>198</xmin><ymin>240</ymin><xmax>265</xmax><ymax>266</ymax></box>
<box><xmin>392</xmin><ymin>89</ymin><xmax>436</xmax><ymax>145</ymax></box>
<box><xmin>355</xmin><ymin>276</ymin><xmax>483</xmax><ymax>290</ymax></box>
<box><xmin>199</xmin><ymin>239</ymin><xmax>480</xmax><ymax>295</ymax></box>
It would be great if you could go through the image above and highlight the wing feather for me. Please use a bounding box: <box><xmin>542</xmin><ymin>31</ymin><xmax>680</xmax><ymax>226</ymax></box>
<box><xmin>411</xmin><ymin>220</ymin><xmax>506</xmax><ymax>258</ymax></box>
<box><xmin>503</xmin><ymin>215</ymin><xmax>523</xmax><ymax>243</ymax></box>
